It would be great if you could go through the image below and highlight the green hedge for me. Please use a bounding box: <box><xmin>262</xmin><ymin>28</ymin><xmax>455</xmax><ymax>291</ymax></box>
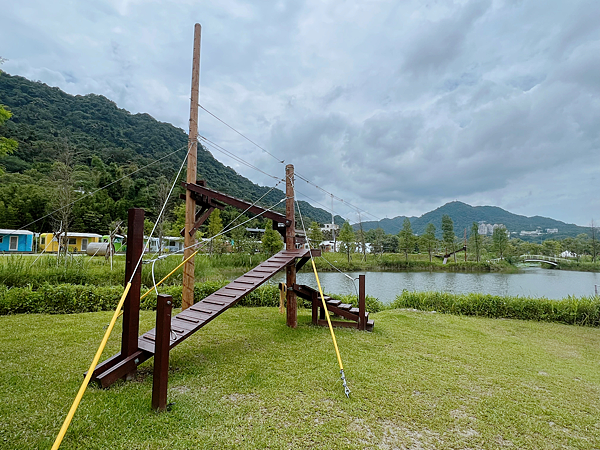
<box><xmin>0</xmin><ymin>284</ymin><xmax>125</xmax><ymax>315</ymax></box>
<box><xmin>391</xmin><ymin>291</ymin><xmax>600</xmax><ymax>327</ymax></box>
<box><xmin>0</xmin><ymin>281</ymin><xmax>387</xmax><ymax>316</ymax></box>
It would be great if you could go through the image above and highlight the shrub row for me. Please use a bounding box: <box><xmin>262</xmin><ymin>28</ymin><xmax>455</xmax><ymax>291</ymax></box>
<box><xmin>391</xmin><ymin>291</ymin><xmax>600</xmax><ymax>327</ymax></box>
<box><xmin>0</xmin><ymin>283</ymin><xmax>125</xmax><ymax>315</ymax></box>
<box><xmin>4</xmin><ymin>280</ymin><xmax>598</xmax><ymax>328</ymax></box>
<box><xmin>0</xmin><ymin>281</ymin><xmax>383</xmax><ymax>316</ymax></box>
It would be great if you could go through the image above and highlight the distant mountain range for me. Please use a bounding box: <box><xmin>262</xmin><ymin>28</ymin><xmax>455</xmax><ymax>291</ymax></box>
<box><xmin>354</xmin><ymin>201</ymin><xmax>590</xmax><ymax>241</ymax></box>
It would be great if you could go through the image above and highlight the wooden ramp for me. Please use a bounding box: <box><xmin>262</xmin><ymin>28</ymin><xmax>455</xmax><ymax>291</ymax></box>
<box><xmin>91</xmin><ymin>249</ymin><xmax>314</xmax><ymax>387</ymax></box>
<box><xmin>138</xmin><ymin>249</ymin><xmax>313</xmax><ymax>353</ymax></box>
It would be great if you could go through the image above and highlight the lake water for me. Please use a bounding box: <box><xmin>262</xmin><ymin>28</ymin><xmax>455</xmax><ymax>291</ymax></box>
<box><xmin>274</xmin><ymin>267</ymin><xmax>600</xmax><ymax>303</ymax></box>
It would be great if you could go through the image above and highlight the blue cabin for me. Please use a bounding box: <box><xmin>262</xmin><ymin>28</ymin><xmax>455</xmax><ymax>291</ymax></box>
<box><xmin>0</xmin><ymin>229</ymin><xmax>34</xmax><ymax>252</ymax></box>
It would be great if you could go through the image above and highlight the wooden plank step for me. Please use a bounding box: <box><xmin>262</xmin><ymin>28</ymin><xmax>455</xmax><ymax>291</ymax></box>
<box><xmin>326</xmin><ymin>299</ymin><xmax>341</xmax><ymax>307</ymax></box>
<box><xmin>170</xmin><ymin>318</ymin><xmax>198</xmax><ymax>331</ymax></box>
<box><xmin>203</xmin><ymin>300</ymin><xmax>226</xmax><ymax>306</ymax></box>
<box><xmin>188</xmin><ymin>306</ymin><xmax>216</xmax><ymax>315</ymax></box>
<box><xmin>212</xmin><ymin>292</ymin><xmax>237</xmax><ymax>298</ymax></box>
<box><xmin>338</xmin><ymin>303</ymin><xmax>352</xmax><ymax>310</ymax></box>
<box><xmin>350</xmin><ymin>307</ymin><xmax>359</xmax><ymax>314</ymax></box>
<box><xmin>177</xmin><ymin>314</ymin><xmax>201</xmax><ymax>324</ymax></box>
<box><xmin>134</xmin><ymin>247</ymin><xmax>314</xmax><ymax>354</ymax></box>
<box><xmin>366</xmin><ymin>320</ymin><xmax>375</xmax><ymax>331</ymax></box>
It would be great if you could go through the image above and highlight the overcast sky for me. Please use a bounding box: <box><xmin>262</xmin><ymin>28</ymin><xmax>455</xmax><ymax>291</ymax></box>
<box><xmin>2</xmin><ymin>0</ymin><xmax>599</xmax><ymax>226</ymax></box>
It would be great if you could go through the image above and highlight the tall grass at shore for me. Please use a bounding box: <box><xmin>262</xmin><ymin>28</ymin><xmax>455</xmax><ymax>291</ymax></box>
<box><xmin>311</xmin><ymin>252</ymin><xmax>515</xmax><ymax>273</ymax></box>
<box><xmin>392</xmin><ymin>291</ymin><xmax>600</xmax><ymax>327</ymax></box>
<box><xmin>0</xmin><ymin>253</ymin><xmax>267</xmax><ymax>288</ymax></box>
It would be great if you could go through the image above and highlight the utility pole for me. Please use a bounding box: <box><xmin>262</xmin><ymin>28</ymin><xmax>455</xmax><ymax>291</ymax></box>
<box><xmin>464</xmin><ymin>228</ymin><xmax>467</xmax><ymax>262</ymax></box>
<box><xmin>182</xmin><ymin>23</ymin><xmax>201</xmax><ymax>311</ymax></box>
<box><xmin>285</xmin><ymin>164</ymin><xmax>297</xmax><ymax>328</ymax></box>
<box><xmin>331</xmin><ymin>193</ymin><xmax>336</xmax><ymax>252</ymax></box>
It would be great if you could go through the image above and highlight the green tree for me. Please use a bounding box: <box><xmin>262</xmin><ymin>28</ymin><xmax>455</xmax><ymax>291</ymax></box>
<box><xmin>0</xmin><ymin>62</ymin><xmax>18</xmax><ymax>169</ymax></box>
<box><xmin>469</xmin><ymin>222</ymin><xmax>482</xmax><ymax>262</ymax></box>
<box><xmin>207</xmin><ymin>209</ymin><xmax>224</xmax><ymax>254</ymax></box>
<box><xmin>420</xmin><ymin>223</ymin><xmax>437</xmax><ymax>262</ymax></box>
<box><xmin>355</xmin><ymin>228</ymin><xmax>368</xmax><ymax>259</ymax></box>
<box><xmin>541</xmin><ymin>239</ymin><xmax>561</xmax><ymax>257</ymax></box>
<box><xmin>169</xmin><ymin>203</ymin><xmax>186</xmax><ymax>236</ymax></box>
<box><xmin>261</xmin><ymin>221</ymin><xmax>283</xmax><ymax>255</ymax></box>
<box><xmin>383</xmin><ymin>234</ymin><xmax>399</xmax><ymax>253</ymax></box>
<box><xmin>231</xmin><ymin>224</ymin><xmax>249</xmax><ymax>253</ymax></box>
<box><xmin>589</xmin><ymin>220</ymin><xmax>598</xmax><ymax>263</ymax></box>
<box><xmin>574</xmin><ymin>234</ymin><xmax>590</xmax><ymax>261</ymax></box>
<box><xmin>338</xmin><ymin>221</ymin><xmax>355</xmax><ymax>262</ymax></box>
<box><xmin>307</xmin><ymin>221</ymin><xmax>324</xmax><ymax>249</ymax></box>
<box><xmin>492</xmin><ymin>226</ymin><xmax>509</xmax><ymax>259</ymax></box>
<box><xmin>441</xmin><ymin>214</ymin><xmax>455</xmax><ymax>260</ymax></box>
<box><xmin>366</xmin><ymin>228</ymin><xmax>385</xmax><ymax>254</ymax></box>
<box><xmin>398</xmin><ymin>218</ymin><xmax>416</xmax><ymax>261</ymax></box>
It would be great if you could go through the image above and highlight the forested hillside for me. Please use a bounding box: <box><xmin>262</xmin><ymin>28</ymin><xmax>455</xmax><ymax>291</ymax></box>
<box><xmin>0</xmin><ymin>72</ymin><xmax>340</xmax><ymax>234</ymax></box>
<box><xmin>357</xmin><ymin>201</ymin><xmax>589</xmax><ymax>241</ymax></box>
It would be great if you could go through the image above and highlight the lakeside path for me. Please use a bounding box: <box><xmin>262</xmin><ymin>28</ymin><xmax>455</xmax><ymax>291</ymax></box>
<box><xmin>1</xmin><ymin>308</ymin><xmax>599</xmax><ymax>449</ymax></box>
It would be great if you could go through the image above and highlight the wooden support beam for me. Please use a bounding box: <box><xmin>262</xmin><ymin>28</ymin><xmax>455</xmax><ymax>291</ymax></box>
<box><xmin>183</xmin><ymin>182</ymin><xmax>288</xmax><ymax>226</ymax></box>
<box><xmin>191</xmin><ymin>206</ymin><xmax>215</xmax><ymax>235</ymax></box>
<box><xmin>122</xmin><ymin>208</ymin><xmax>144</xmax><ymax>378</ymax></box>
<box><xmin>183</xmin><ymin>23</ymin><xmax>202</xmax><ymax>311</ymax></box>
<box><xmin>152</xmin><ymin>294</ymin><xmax>173</xmax><ymax>411</ymax></box>
<box><xmin>93</xmin><ymin>350</ymin><xmax>152</xmax><ymax>388</ymax></box>
<box><xmin>285</xmin><ymin>164</ymin><xmax>297</xmax><ymax>328</ymax></box>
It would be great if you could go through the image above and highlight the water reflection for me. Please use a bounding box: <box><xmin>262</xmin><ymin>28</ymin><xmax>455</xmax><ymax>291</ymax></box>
<box><xmin>273</xmin><ymin>267</ymin><xmax>600</xmax><ymax>304</ymax></box>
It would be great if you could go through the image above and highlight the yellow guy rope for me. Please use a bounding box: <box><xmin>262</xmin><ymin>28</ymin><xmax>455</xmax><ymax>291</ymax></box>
<box><xmin>52</xmin><ymin>282</ymin><xmax>132</xmax><ymax>450</ymax></box>
<box><xmin>310</xmin><ymin>258</ymin><xmax>351</xmax><ymax>397</ymax></box>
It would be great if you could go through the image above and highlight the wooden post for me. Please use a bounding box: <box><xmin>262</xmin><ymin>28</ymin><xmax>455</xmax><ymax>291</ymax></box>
<box><xmin>183</xmin><ymin>23</ymin><xmax>201</xmax><ymax>311</ymax></box>
<box><xmin>152</xmin><ymin>294</ymin><xmax>173</xmax><ymax>411</ymax></box>
<box><xmin>311</xmin><ymin>290</ymin><xmax>318</xmax><ymax>325</ymax></box>
<box><xmin>285</xmin><ymin>164</ymin><xmax>297</xmax><ymax>328</ymax></box>
<box><xmin>358</xmin><ymin>274</ymin><xmax>366</xmax><ymax>331</ymax></box>
<box><xmin>122</xmin><ymin>208</ymin><xmax>144</xmax><ymax>366</ymax></box>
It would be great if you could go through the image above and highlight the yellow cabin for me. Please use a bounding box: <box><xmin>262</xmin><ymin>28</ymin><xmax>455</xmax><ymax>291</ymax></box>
<box><xmin>39</xmin><ymin>232</ymin><xmax>102</xmax><ymax>253</ymax></box>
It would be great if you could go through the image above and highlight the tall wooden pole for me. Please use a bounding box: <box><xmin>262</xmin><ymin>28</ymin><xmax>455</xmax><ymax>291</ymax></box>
<box><xmin>285</xmin><ymin>164</ymin><xmax>297</xmax><ymax>328</ymax></box>
<box><xmin>122</xmin><ymin>208</ymin><xmax>144</xmax><ymax>367</ymax></box>
<box><xmin>182</xmin><ymin>23</ymin><xmax>201</xmax><ymax>311</ymax></box>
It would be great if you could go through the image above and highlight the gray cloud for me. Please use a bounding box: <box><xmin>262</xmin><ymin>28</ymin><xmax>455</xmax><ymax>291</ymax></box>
<box><xmin>1</xmin><ymin>0</ymin><xmax>599</xmax><ymax>225</ymax></box>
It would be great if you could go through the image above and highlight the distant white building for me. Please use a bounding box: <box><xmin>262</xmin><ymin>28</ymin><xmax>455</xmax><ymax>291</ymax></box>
<box><xmin>546</xmin><ymin>228</ymin><xmax>558</xmax><ymax>234</ymax></box>
<box><xmin>320</xmin><ymin>223</ymin><xmax>340</xmax><ymax>233</ymax></box>
<box><xmin>520</xmin><ymin>230</ymin><xmax>543</xmax><ymax>236</ymax></box>
<box><xmin>478</xmin><ymin>222</ymin><xmax>507</xmax><ymax>235</ymax></box>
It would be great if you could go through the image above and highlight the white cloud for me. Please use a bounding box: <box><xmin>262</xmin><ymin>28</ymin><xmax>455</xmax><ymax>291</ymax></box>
<box><xmin>1</xmin><ymin>0</ymin><xmax>599</xmax><ymax>225</ymax></box>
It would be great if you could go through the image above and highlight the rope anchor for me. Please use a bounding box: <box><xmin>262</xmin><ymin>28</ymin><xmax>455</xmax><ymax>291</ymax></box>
<box><xmin>340</xmin><ymin>369</ymin><xmax>351</xmax><ymax>398</ymax></box>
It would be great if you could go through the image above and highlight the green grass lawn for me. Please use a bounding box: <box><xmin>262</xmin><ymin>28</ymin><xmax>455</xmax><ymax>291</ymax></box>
<box><xmin>1</xmin><ymin>308</ymin><xmax>599</xmax><ymax>449</ymax></box>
